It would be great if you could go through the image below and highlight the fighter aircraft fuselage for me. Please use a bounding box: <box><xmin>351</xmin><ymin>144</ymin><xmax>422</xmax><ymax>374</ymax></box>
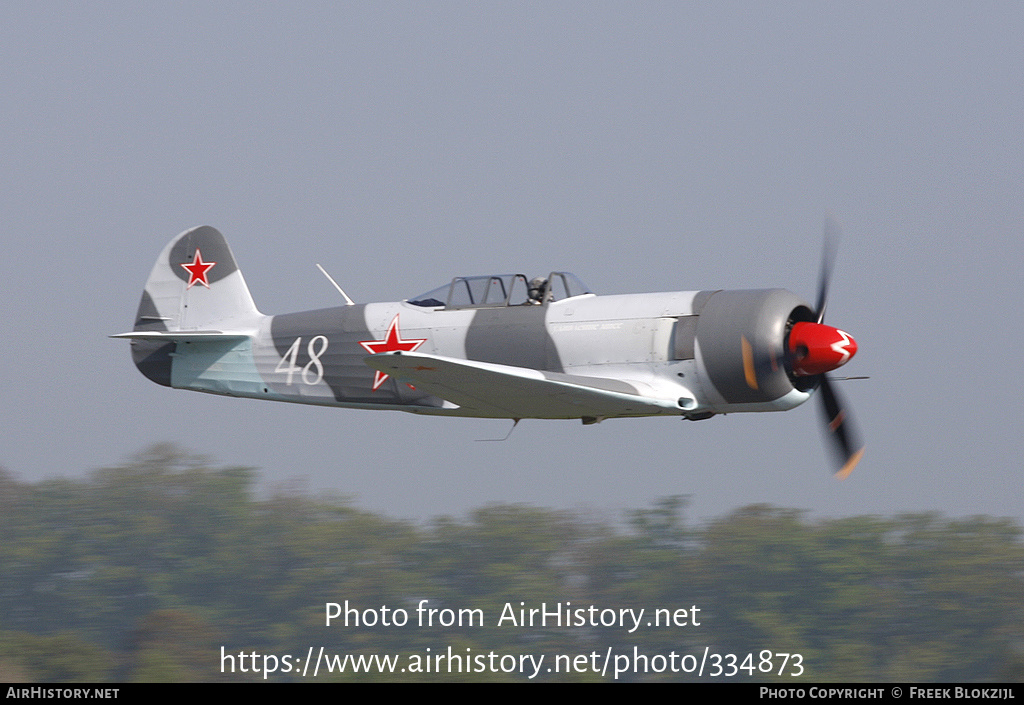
<box><xmin>117</xmin><ymin>225</ymin><xmax>863</xmax><ymax>475</ymax></box>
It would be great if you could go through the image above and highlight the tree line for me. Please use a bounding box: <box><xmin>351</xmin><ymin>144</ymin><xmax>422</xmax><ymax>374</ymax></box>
<box><xmin>0</xmin><ymin>444</ymin><xmax>1021</xmax><ymax>681</ymax></box>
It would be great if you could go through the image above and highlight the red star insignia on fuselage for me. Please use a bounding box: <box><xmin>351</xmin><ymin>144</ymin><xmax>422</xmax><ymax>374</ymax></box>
<box><xmin>358</xmin><ymin>314</ymin><xmax>428</xmax><ymax>391</ymax></box>
<box><xmin>181</xmin><ymin>249</ymin><xmax>216</xmax><ymax>289</ymax></box>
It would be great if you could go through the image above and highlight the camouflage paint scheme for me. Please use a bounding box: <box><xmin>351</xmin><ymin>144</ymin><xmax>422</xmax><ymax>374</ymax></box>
<box><xmin>116</xmin><ymin>226</ymin><xmax>839</xmax><ymax>424</ymax></box>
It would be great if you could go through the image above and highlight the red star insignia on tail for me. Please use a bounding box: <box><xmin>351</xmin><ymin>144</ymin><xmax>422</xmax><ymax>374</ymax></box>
<box><xmin>181</xmin><ymin>249</ymin><xmax>216</xmax><ymax>289</ymax></box>
<box><xmin>358</xmin><ymin>314</ymin><xmax>427</xmax><ymax>391</ymax></box>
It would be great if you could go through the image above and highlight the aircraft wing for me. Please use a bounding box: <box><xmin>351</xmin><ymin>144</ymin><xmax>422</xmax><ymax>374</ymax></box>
<box><xmin>364</xmin><ymin>351</ymin><xmax>680</xmax><ymax>419</ymax></box>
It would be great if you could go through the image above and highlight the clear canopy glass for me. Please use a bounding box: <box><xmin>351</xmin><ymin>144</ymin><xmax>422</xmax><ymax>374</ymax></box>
<box><xmin>408</xmin><ymin>273</ymin><xmax>592</xmax><ymax>309</ymax></box>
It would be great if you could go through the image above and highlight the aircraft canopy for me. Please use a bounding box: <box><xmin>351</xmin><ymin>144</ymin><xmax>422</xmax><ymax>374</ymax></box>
<box><xmin>408</xmin><ymin>272</ymin><xmax>592</xmax><ymax>309</ymax></box>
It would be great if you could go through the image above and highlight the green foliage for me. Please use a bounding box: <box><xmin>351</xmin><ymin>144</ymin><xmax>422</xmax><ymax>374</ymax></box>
<box><xmin>0</xmin><ymin>630</ymin><xmax>113</xmax><ymax>682</ymax></box>
<box><xmin>0</xmin><ymin>446</ymin><xmax>1021</xmax><ymax>682</ymax></box>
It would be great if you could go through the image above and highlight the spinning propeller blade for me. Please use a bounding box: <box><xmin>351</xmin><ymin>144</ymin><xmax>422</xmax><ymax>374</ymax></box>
<box><xmin>809</xmin><ymin>218</ymin><xmax>864</xmax><ymax>478</ymax></box>
<box><xmin>815</xmin><ymin>216</ymin><xmax>841</xmax><ymax>324</ymax></box>
<box><xmin>819</xmin><ymin>376</ymin><xmax>865</xmax><ymax>479</ymax></box>
<box><xmin>740</xmin><ymin>217</ymin><xmax>865</xmax><ymax>477</ymax></box>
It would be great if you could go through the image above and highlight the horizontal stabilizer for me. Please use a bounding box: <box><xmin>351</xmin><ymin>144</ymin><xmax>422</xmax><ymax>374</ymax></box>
<box><xmin>364</xmin><ymin>351</ymin><xmax>680</xmax><ymax>419</ymax></box>
<box><xmin>110</xmin><ymin>330</ymin><xmax>251</xmax><ymax>343</ymax></box>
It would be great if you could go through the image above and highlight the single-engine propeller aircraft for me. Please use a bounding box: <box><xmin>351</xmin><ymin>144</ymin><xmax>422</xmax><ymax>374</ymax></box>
<box><xmin>114</xmin><ymin>224</ymin><xmax>864</xmax><ymax>477</ymax></box>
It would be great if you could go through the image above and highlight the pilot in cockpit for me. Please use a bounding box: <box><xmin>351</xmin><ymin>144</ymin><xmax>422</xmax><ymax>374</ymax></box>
<box><xmin>527</xmin><ymin>277</ymin><xmax>547</xmax><ymax>305</ymax></box>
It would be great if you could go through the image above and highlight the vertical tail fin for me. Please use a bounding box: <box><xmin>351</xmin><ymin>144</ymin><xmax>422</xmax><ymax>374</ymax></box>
<box><xmin>134</xmin><ymin>225</ymin><xmax>260</xmax><ymax>332</ymax></box>
<box><xmin>124</xmin><ymin>226</ymin><xmax>261</xmax><ymax>386</ymax></box>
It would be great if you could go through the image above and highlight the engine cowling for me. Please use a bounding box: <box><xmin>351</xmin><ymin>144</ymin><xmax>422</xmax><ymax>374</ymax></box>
<box><xmin>690</xmin><ymin>288</ymin><xmax>857</xmax><ymax>409</ymax></box>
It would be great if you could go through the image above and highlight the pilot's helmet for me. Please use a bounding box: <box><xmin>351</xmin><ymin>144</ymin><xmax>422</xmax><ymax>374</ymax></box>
<box><xmin>528</xmin><ymin>277</ymin><xmax>547</xmax><ymax>300</ymax></box>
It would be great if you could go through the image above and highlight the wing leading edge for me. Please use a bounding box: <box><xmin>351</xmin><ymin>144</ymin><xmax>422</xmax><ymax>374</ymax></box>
<box><xmin>364</xmin><ymin>351</ymin><xmax>681</xmax><ymax>420</ymax></box>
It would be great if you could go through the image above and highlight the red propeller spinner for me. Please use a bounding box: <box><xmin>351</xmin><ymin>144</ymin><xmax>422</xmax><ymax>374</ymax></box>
<box><xmin>787</xmin><ymin>322</ymin><xmax>858</xmax><ymax>377</ymax></box>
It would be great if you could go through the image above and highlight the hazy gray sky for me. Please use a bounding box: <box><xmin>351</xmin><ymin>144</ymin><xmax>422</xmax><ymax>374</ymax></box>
<box><xmin>2</xmin><ymin>1</ymin><xmax>1021</xmax><ymax>525</ymax></box>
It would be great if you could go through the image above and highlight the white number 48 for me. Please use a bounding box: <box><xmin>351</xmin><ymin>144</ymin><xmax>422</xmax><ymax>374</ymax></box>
<box><xmin>275</xmin><ymin>336</ymin><xmax>328</xmax><ymax>385</ymax></box>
